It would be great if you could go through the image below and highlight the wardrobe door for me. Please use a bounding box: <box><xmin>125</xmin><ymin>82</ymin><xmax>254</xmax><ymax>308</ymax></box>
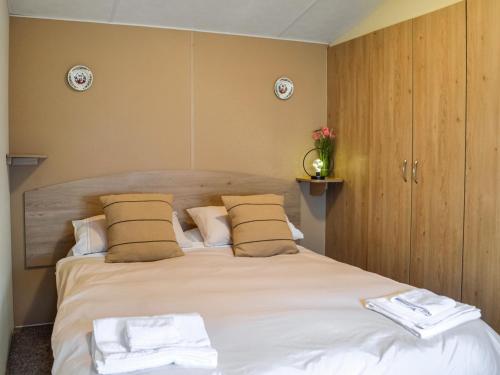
<box><xmin>367</xmin><ymin>22</ymin><xmax>413</xmax><ymax>283</ymax></box>
<box><xmin>410</xmin><ymin>3</ymin><xmax>466</xmax><ymax>300</ymax></box>
<box><xmin>326</xmin><ymin>35</ymin><xmax>371</xmax><ymax>269</ymax></box>
<box><xmin>463</xmin><ymin>0</ymin><xmax>500</xmax><ymax>331</ymax></box>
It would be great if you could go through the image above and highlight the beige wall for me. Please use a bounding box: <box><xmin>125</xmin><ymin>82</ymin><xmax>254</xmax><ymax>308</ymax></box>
<box><xmin>9</xmin><ymin>18</ymin><xmax>327</xmax><ymax>325</ymax></box>
<box><xmin>0</xmin><ymin>0</ymin><xmax>12</xmax><ymax>371</ymax></box>
<box><xmin>333</xmin><ymin>0</ymin><xmax>463</xmax><ymax>45</ymax></box>
<box><xmin>191</xmin><ymin>32</ymin><xmax>327</xmax><ymax>253</ymax></box>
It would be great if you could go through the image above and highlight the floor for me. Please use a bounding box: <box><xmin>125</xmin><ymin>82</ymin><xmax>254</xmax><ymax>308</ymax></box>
<box><xmin>7</xmin><ymin>324</ymin><xmax>53</xmax><ymax>375</ymax></box>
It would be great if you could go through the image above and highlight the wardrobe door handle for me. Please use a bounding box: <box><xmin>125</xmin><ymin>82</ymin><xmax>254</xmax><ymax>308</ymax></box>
<box><xmin>402</xmin><ymin>160</ymin><xmax>408</xmax><ymax>182</ymax></box>
<box><xmin>412</xmin><ymin>160</ymin><xmax>419</xmax><ymax>184</ymax></box>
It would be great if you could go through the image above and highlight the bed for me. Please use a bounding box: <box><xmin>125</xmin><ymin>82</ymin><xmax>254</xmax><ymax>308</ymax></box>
<box><xmin>23</xmin><ymin>170</ymin><xmax>499</xmax><ymax>374</ymax></box>
<box><xmin>52</xmin><ymin>246</ymin><xmax>499</xmax><ymax>375</ymax></box>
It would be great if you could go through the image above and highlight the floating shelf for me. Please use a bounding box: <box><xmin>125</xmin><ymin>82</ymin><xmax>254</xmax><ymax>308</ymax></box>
<box><xmin>296</xmin><ymin>177</ymin><xmax>344</xmax><ymax>196</ymax></box>
<box><xmin>6</xmin><ymin>154</ymin><xmax>48</xmax><ymax>166</ymax></box>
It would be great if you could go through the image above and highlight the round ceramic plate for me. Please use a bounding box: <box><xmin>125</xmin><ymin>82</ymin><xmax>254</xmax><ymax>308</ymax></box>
<box><xmin>274</xmin><ymin>77</ymin><xmax>294</xmax><ymax>100</ymax></box>
<box><xmin>67</xmin><ymin>65</ymin><xmax>93</xmax><ymax>91</ymax></box>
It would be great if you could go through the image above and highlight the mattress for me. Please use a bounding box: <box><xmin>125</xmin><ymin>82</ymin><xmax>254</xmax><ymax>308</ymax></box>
<box><xmin>52</xmin><ymin>246</ymin><xmax>500</xmax><ymax>375</ymax></box>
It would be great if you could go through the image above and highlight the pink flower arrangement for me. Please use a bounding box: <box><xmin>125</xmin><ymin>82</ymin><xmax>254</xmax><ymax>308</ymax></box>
<box><xmin>311</xmin><ymin>127</ymin><xmax>336</xmax><ymax>177</ymax></box>
<box><xmin>312</xmin><ymin>127</ymin><xmax>336</xmax><ymax>141</ymax></box>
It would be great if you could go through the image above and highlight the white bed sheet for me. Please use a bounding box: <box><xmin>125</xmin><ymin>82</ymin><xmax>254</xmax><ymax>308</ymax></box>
<box><xmin>52</xmin><ymin>246</ymin><xmax>500</xmax><ymax>375</ymax></box>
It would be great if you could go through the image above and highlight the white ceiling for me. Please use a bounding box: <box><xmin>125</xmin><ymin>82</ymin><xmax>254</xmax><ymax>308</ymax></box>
<box><xmin>8</xmin><ymin>0</ymin><xmax>383</xmax><ymax>44</ymax></box>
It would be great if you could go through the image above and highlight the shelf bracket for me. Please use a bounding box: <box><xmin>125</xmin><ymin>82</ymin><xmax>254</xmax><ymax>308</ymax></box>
<box><xmin>6</xmin><ymin>154</ymin><xmax>48</xmax><ymax>166</ymax></box>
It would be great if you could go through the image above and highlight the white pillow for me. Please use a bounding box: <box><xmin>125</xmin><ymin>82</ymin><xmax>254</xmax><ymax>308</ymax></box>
<box><xmin>182</xmin><ymin>228</ymin><xmax>206</xmax><ymax>250</ymax></box>
<box><xmin>71</xmin><ymin>215</ymin><xmax>108</xmax><ymax>256</ymax></box>
<box><xmin>184</xmin><ymin>228</ymin><xmax>204</xmax><ymax>243</ymax></box>
<box><xmin>70</xmin><ymin>212</ymin><xmax>193</xmax><ymax>255</ymax></box>
<box><xmin>186</xmin><ymin>206</ymin><xmax>304</xmax><ymax>246</ymax></box>
<box><xmin>172</xmin><ymin>212</ymin><xmax>194</xmax><ymax>248</ymax></box>
<box><xmin>186</xmin><ymin>206</ymin><xmax>232</xmax><ymax>246</ymax></box>
<box><xmin>286</xmin><ymin>216</ymin><xmax>304</xmax><ymax>240</ymax></box>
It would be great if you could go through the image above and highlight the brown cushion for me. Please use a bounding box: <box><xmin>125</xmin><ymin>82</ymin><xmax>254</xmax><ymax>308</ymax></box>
<box><xmin>221</xmin><ymin>194</ymin><xmax>298</xmax><ymax>257</ymax></box>
<box><xmin>100</xmin><ymin>193</ymin><xmax>184</xmax><ymax>263</ymax></box>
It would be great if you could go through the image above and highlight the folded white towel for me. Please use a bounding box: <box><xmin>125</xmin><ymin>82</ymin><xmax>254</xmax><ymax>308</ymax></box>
<box><xmin>92</xmin><ymin>313</ymin><xmax>217</xmax><ymax>374</ymax></box>
<box><xmin>365</xmin><ymin>291</ymin><xmax>481</xmax><ymax>339</ymax></box>
<box><xmin>390</xmin><ymin>288</ymin><xmax>456</xmax><ymax>317</ymax></box>
<box><xmin>92</xmin><ymin>338</ymin><xmax>218</xmax><ymax>374</ymax></box>
<box><xmin>125</xmin><ymin>317</ymin><xmax>181</xmax><ymax>351</ymax></box>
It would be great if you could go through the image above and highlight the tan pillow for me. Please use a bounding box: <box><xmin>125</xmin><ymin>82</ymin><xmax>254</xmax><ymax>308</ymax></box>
<box><xmin>221</xmin><ymin>194</ymin><xmax>298</xmax><ymax>257</ymax></box>
<box><xmin>100</xmin><ymin>193</ymin><xmax>184</xmax><ymax>263</ymax></box>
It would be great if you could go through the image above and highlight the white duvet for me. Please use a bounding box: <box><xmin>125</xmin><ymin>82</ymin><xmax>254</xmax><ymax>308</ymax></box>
<box><xmin>52</xmin><ymin>247</ymin><xmax>500</xmax><ymax>375</ymax></box>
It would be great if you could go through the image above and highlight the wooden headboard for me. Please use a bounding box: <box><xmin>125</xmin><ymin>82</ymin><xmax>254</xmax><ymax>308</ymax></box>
<box><xmin>24</xmin><ymin>170</ymin><xmax>300</xmax><ymax>268</ymax></box>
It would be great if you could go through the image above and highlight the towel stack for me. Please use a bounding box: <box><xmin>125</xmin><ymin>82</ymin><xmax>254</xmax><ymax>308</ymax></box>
<box><xmin>365</xmin><ymin>288</ymin><xmax>481</xmax><ymax>339</ymax></box>
<box><xmin>91</xmin><ymin>313</ymin><xmax>218</xmax><ymax>374</ymax></box>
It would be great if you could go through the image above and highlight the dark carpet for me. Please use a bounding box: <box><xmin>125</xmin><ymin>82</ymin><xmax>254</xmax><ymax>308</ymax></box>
<box><xmin>7</xmin><ymin>324</ymin><xmax>53</xmax><ymax>375</ymax></box>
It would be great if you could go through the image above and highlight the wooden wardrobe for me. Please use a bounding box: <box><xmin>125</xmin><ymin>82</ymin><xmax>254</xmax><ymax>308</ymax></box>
<box><xmin>327</xmin><ymin>0</ymin><xmax>499</xmax><ymax>331</ymax></box>
<box><xmin>462</xmin><ymin>0</ymin><xmax>500</xmax><ymax>331</ymax></box>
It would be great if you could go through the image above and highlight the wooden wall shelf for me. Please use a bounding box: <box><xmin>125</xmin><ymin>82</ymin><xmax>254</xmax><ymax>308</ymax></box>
<box><xmin>6</xmin><ymin>154</ymin><xmax>48</xmax><ymax>166</ymax></box>
<box><xmin>296</xmin><ymin>177</ymin><xmax>343</xmax><ymax>195</ymax></box>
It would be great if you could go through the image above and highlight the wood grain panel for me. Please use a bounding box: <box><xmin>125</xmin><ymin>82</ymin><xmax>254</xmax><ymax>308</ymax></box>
<box><xmin>326</xmin><ymin>36</ymin><xmax>371</xmax><ymax>269</ymax></box>
<box><xmin>24</xmin><ymin>170</ymin><xmax>300</xmax><ymax>268</ymax></box>
<box><xmin>367</xmin><ymin>22</ymin><xmax>413</xmax><ymax>283</ymax></box>
<box><xmin>463</xmin><ymin>0</ymin><xmax>500</xmax><ymax>331</ymax></box>
<box><xmin>410</xmin><ymin>3</ymin><xmax>466</xmax><ymax>300</ymax></box>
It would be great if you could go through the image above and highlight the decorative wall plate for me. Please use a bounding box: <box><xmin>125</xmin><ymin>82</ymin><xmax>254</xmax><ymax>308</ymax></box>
<box><xmin>67</xmin><ymin>65</ymin><xmax>93</xmax><ymax>91</ymax></box>
<box><xmin>274</xmin><ymin>77</ymin><xmax>294</xmax><ymax>100</ymax></box>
